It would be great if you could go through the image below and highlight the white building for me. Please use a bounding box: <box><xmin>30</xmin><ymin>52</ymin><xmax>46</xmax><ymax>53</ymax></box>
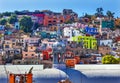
<box><xmin>63</xmin><ymin>27</ymin><xmax>72</xmax><ymax>38</ymax></box>
<box><xmin>99</xmin><ymin>39</ymin><xmax>113</xmax><ymax>47</ymax></box>
<box><xmin>63</xmin><ymin>27</ymin><xmax>81</xmax><ymax>38</ymax></box>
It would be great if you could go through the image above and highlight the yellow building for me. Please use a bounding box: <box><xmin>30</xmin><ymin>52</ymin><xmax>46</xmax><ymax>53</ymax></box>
<box><xmin>72</xmin><ymin>36</ymin><xmax>97</xmax><ymax>49</ymax></box>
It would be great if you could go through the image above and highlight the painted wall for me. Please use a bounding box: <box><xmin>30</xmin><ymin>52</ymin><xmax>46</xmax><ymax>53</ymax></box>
<box><xmin>72</xmin><ymin>36</ymin><xmax>97</xmax><ymax>49</ymax></box>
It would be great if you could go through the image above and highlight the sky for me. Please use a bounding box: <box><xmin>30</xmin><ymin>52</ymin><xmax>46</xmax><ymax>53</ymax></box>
<box><xmin>0</xmin><ymin>0</ymin><xmax>120</xmax><ymax>17</ymax></box>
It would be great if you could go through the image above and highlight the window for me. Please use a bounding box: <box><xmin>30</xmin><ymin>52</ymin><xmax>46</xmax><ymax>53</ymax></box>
<box><xmin>30</xmin><ymin>40</ymin><xmax>34</xmax><ymax>43</ymax></box>
<box><xmin>12</xmin><ymin>43</ymin><xmax>15</xmax><ymax>45</ymax></box>
<box><xmin>5</xmin><ymin>45</ymin><xmax>9</xmax><ymax>48</ymax></box>
<box><xmin>6</xmin><ymin>42</ymin><xmax>9</xmax><ymax>44</ymax></box>
<box><xmin>53</xmin><ymin>20</ymin><xmax>56</xmax><ymax>22</ymax></box>
<box><xmin>60</xmin><ymin>20</ymin><xmax>63</xmax><ymax>22</ymax></box>
<box><xmin>48</xmin><ymin>21</ymin><xmax>52</xmax><ymax>23</ymax></box>
<box><xmin>48</xmin><ymin>24</ymin><xmax>52</xmax><ymax>26</ymax></box>
<box><xmin>12</xmin><ymin>40</ymin><xmax>16</xmax><ymax>42</ymax></box>
<box><xmin>32</xmin><ymin>54</ymin><xmax>34</xmax><ymax>56</ymax></box>
<box><xmin>11</xmin><ymin>52</ymin><xmax>14</xmax><ymax>54</ymax></box>
<box><xmin>106</xmin><ymin>47</ymin><xmax>109</xmax><ymax>50</ymax></box>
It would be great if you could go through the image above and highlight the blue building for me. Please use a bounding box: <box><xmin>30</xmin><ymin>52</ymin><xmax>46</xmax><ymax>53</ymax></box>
<box><xmin>84</xmin><ymin>27</ymin><xmax>98</xmax><ymax>35</ymax></box>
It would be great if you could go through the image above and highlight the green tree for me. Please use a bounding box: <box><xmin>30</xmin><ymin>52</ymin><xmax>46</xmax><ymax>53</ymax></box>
<box><xmin>13</xmin><ymin>54</ymin><xmax>22</xmax><ymax>59</ymax></box>
<box><xmin>34</xmin><ymin>10</ymin><xmax>40</xmax><ymax>14</ymax></box>
<box><xmin>34</xmin><ymin>22</ymin><xmax>40</xmax><ymax>30</ymax></box>
<box><xmin>0</xmin><ymin>13</ymin><xmax>3</xmax><ymax>18</ymax></box>
<box><xmin>116</xmin><ymin>58</ymin><xmax>120</xmax><ymax>63</ymax></box>
<box><xmin>19</xmin><ymin>16</ymin><xmax>33</xmax><ymax>33</ymax></box>
<box><xmin>5</xmin><ymin>24</ymin><xmax>11</xmax><ymax>28</ymax></box>
<box><xmin>2</xmin><ymin>12</ymin><xmax>12</xmax><ymax>16</ymax></box>
<box><xmin>84</xmin><ymin>13</ymin><xmax>92</xmax><ymax>19</ymax></box>
<box><xmin>0</xmin><ymin>18</ymin><xmax>7</xmax><ymax>25</ymax></box>
<box><xmin>14</xmin><ymin>10</ymin><xmax>20</xmax><ymax>15</ymax></box>
<box><xmin>8</xmin><ymin>14</ymin><xmax>18</xmax><ymax>24</ymax></box>
<box><xmin>102</xmin><ymin>55</ymin><xmax>119</xmax><ymax>64</ymax></box>
<box><xmin>106</xmin><ymin>10</ymin><xmax>115</xmax><ymax>19</ymax></box>
<box><xmin>65</xmin><ymin>20</ymin><xmax>73</xmax><ymax>24</ymax></box>
<box><xmin>95</xmin><ymin>7</ymin><xmax>104</xmax><ymax>17</ymax></box>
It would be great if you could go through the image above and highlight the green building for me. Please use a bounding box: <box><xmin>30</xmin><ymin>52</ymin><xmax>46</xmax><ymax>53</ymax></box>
<box><xmin>72</xmin><ymin>36</ymin><xmax>97</xmax><ymax>49</ymax></box>
<box><xmin>102</xmin><ymin>20</ymin><xmax>114</xmax><ymax>28</ymax></box>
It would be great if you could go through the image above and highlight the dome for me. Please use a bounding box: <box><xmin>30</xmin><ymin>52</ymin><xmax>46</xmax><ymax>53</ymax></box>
<box><xmin>34</xmin><ymin>68</ymin><xmax>69</xmax><ymax>83</ymax></box>
<box><xmin>37</xmin><ymin>68</ymin><xmax>68</xmax><ymax>78</ymax></box>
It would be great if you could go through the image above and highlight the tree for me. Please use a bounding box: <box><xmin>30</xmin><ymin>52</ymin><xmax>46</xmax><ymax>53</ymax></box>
<box><xmin>34</xmin><ymin>10</ymin><xmax>40</xmax><ymax>14</ymax></box>
<box><xmin>0</xmin><ymin>13</ymin><xmax>3</xmax><ymax>18</ymax></box>
<box><xmin>106</xmin><ymin>10</ymin><xmax>115</xmax><ymax>19</ymax></box>
<box><xmin>2</xmin><ymin>12</ymin><xmax>12</xmax><ymax>16</ymax></box>
<box><xmin>19</xmin><ymin>16</ymin><xmax>33</xmax><ymax>33</ymax></box>
<box><xmin>0</xmin><ymin>18</ymin><xmax>7</xmax><ymax>25</ymax></box>
<box><xmin>95</xmin><ymin>7</ymin><xmax>104</xmax><ymax>17</ymax></box>
<box><xmin>8</xmin><ymin>14</ymin><xmax>18</xmax><ymax>24</ymax></box>
<box><xmin>13</xmin><ymin>54</ymin><xmax>22</xmax><ymax>59</ymax></box>
<box><xmin>65</xmin><ymin>20</ymin><xmax>73</xmax><ymax>24</ymax></box>
<box><xmin>32</xmin><ymin>22</ymin><xmax>40</xmax><ymax>30</ymax></box>
<box><xmin>84</xmin><ymin>13</ymin><xmax>91</xmax><ymax>19</ymax></box>
<box><xmin>14</xmin><ymin>10</ymin><xmax>20</xmax><ymax>15</ymax></box>
<box><xmin>116</xmin><ymin>58</ymin><xmax>120</xmax><ymax>63</ymax></box>
<box><xmin>5</xmin><ymin>24</ymin><xmax>11</xmax><ymax>28</ymax></box>
<box><xmin>102</xmin><ymin>55</ymin><xmax>119</xmax><ymax>64</ymax></box>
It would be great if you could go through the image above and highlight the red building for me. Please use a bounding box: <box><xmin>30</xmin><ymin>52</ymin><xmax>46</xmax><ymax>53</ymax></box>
<box><xmin>42</xmin><ymin>50</ymin><xmax>50</xmax><ymax>60</ymax></box>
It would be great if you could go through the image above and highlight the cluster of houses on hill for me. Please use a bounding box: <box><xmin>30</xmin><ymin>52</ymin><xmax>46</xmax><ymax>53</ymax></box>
<box><xmin>0</xmin><ymin>9</ymin><xmax>120</xmax><ymax>65</ymax></box>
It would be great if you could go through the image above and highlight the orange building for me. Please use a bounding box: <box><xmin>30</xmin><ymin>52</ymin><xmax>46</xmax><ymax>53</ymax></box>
<box><xmin>43</xmin><ymin>15</ymin><xmax>71</xmax><ymax>26</ymax></box>
<box><xmin>9</xmin><ymin>73</ymin><xmax>33</xmax><ymax>83</ymax></box>
<box><xmin>22</xmin><ymin>45</ymin><xmax>37</xmax><ymax>59</ymax></box>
